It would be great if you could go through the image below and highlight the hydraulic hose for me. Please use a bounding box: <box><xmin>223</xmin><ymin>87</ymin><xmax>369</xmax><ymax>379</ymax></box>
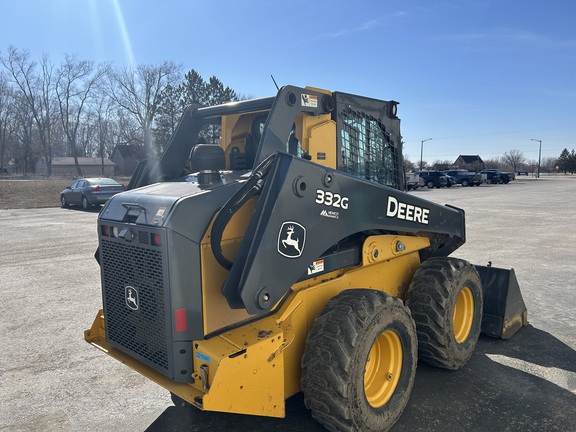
<box><xmin>210</xmin><ymin>154</ymin><xmax>276</xmax><ymax>270</ymax></box>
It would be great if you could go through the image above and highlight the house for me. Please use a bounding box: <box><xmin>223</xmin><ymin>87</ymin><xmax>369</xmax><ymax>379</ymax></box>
<box><xmin>453</xmin><ymin>155</ymin><xmax>485</xmax><ymax>172</ymax></box>
<box><xmin>36</xmin><ymin>157</ymin><xmax>115</xmax><ymax>176</ymax></box>
<box><xmin>110</xmin><ymin>145</ymin><xmax>146</xmax><ymax>176</ymax></box>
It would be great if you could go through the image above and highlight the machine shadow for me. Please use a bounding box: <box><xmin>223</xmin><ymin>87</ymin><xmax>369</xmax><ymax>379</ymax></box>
<box><xmin>146</xmin><ymin>325</ymin><xmax>576</xmax><ymax>432</ymax></box>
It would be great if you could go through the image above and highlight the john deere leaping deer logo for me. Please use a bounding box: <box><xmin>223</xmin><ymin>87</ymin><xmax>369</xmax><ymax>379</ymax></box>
<box><xmin>125</xmin><ymin>286</ymin><xmax>139</xmax><ymax>311</ymax></box>
<box><xmin>278</xmin><ymin>222</ymin><xmax>306</xmax><ymax>258</ymax></box>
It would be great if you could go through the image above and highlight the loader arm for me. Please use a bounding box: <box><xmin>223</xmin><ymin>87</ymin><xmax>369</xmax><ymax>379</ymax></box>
<box><xmin>220</xmin><ymin>152</ymin><xmax>465</xmax><ymax>314</ymax></box>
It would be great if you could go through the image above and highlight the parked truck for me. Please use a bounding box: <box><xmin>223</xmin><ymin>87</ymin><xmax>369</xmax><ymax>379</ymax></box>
<box><xmin>481</xmin><ymin>169</ymin><xmax>515</xmax><ymax>184</ymax></box>
<box><xmin>444</xmin><ymin>170</ymin><xmax>483</xmax><ymax>187</ymax></box>
<box><xmin>405</xmin><ymin>172</ymin><xmax>424</xmax><ymax>190</ymax></box>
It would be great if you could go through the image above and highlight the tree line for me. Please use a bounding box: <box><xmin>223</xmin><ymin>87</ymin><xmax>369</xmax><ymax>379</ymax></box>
<box><xmin>2</xmin><ymin>45</ymin><xmax>575</xmax><ymax>177</ymax></box>
<box><xmin>0</xmin><ymin>46</ymin><xmax>240</xmax><ymax>176</ymax></box>
<box><xmin>405</xmin><ymin>148</ymin><xmax>576</xmax><ymax>174</ymax></box>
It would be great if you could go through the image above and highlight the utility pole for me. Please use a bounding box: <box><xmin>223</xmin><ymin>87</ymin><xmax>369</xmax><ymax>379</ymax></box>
<box><xmin>420</xmin><ymin>138</ymin><xmax>432</xmax><ymax>171</ymax></box>
<box><xmin>531</xmin><ymin>139</ymin><xmax>542</xmax><ymax>178</ymax></box>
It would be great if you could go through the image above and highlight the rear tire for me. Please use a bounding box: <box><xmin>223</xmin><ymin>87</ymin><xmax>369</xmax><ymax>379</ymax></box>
<box><xmin>301</xmin><ymin>289</ymin><xmax>417</xmax><ymax>432</ymax></box>
<box><xmin>406</xmin><ymin>257</ymin><xmax>483</xmax><ymax>370</ymax></box>
<box><xmin>81</xmin><ymin>196</ymin><xmax>91</xmax><ymax>210</ymax></box>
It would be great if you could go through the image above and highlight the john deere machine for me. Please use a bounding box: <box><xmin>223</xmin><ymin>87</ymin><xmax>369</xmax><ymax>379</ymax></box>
<box><xmin>85</xmin><ymin>85</ymin><xmax>528</xmax><ymax>431</ymax></box>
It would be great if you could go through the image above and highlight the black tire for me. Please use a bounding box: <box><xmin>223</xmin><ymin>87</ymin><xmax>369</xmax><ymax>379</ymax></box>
<box><xmin>301</xmin><ymin>289</ymin><xmax>417</xmax><ymax>432</ymax></box>
<box><xmin>60</xmin><ymin>195</ymin><xmax>68</xmax><ymax>208</ymax></box>
<box><xmin>405</xmin><ymin>257</ymin><xmax>483</xmax><ymax>370</ymax></box>
<box><xmin>427</xmin><ymin>181</ymin><xmax>434</xmax><ymax>189</ymax></box>
<box><xmin>461</xmin><ymin>179</ymin><xmax>469</xmax><ymax>187</ymax></box>
<box><xmin>81</xmin><ymin>196</ymin><xmax>91</xmax><ymax>210</ymax></box>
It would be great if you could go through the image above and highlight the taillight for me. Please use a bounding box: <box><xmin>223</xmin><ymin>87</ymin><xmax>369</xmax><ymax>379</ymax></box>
<box><xmin>101</xmin><ymin>225</ymin><xmax>110</xmax><ymax>236</ymax></box>
<box><xmin>123</xmin><ymin>185</ymin><xmax>127</xmax><ymax>191</ymax></box>
<box><xmin>93</xmin><ymin>186</ymin><xmax>100</xmax><ymax>192</ymax></box>
<box><xmin>151</xmin><ymin>233</ymin><xmax>162</xmax><ymax>246</ymax></box>
<box><xmin>175</xmin><ymin>308</ymin><xmax>187</xmax><ymax>332</ymax></box>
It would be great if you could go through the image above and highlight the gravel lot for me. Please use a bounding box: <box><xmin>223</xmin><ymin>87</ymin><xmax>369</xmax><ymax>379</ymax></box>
<box><xmin>1</xmin><ymin>176</ymin><xmax>575</xmax><ymax>431</ymax></box>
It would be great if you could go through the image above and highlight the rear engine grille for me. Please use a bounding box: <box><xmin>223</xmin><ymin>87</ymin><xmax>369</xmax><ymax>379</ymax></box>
<box><xmin>101</xmin><ymin>236</ymin><xmax>169</xmax><ymax>372</ymax></box>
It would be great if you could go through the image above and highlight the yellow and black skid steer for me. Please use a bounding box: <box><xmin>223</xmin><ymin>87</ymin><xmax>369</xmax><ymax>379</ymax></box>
<box><xmin>85</xmin><ymin>85</ymin><xmax>528</xmax><ymax>431</ymax></box>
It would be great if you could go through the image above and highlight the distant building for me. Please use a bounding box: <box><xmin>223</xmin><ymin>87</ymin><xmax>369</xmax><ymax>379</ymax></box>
<box><xmin>454</xmin><ymin>155</ymin><xmax>485</xmax><ymax>172</ymax></box>
<box><xmin>36</xmin><ymin>157</ymin><xmax>115</xmax><ymax>176</ymax></box>
<box><xmin>110</xmin><ymin>145</ymin><xmax>146</xmax><ymax>176</ymax></box>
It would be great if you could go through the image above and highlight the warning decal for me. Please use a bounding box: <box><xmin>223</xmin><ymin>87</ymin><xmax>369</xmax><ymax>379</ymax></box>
<box><xmin>301</xmin><ymin>94</ymin><xmax>318</xmax><ymax>108</ymax></box>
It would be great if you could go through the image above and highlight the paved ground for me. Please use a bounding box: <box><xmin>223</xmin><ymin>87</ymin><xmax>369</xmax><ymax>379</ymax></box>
<box><xmin>1</xmin><ymin>176</ymin><xmax>575</xmax><ymax>431</ymax></box>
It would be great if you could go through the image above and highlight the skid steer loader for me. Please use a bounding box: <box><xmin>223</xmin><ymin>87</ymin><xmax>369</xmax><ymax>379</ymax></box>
<box><xmin>85</xmin><ymin>85</ymin><xmax>528</xmax><ymax>431</ymax></box>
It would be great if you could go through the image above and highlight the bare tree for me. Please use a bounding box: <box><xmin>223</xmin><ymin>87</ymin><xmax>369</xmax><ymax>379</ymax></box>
<box><xmin>541</xmin><ymin>156</ymin><xmax>558</xmax><ymax>174</ymax></box>
<box><xmin>483</xmin><ymin>157</ymin><xmax>501</xmax><ymax>169</ymax></box>
<box><xmin>90</xmin><ymin>88</ymin><xmax>126</xmax><ymax>175</ymax></box>
<box><xmin>402</xmin><ymin>154</ymin><xmax>417</xmax><ymax>173</ymax></box>
<box><xmin>0</xmin><ymin>73</ymin><xmax>16</xmax><ymax>170</ymax></box>
<box><xmin>431</xmin><ymin>160</ymin><xmax>452</xmax><ymax>171</ymax></box>
<box><xmin>112</xmin><ymin>108</ymin><xmax>143</xmax><ymax>147</ymax></box>
<box><xmin>0</xmin><ymin>47</ymin><xmax>56</xmax><ymax>175</ymax></box>
<box><xmin>502</xmin><ymin>149</ymin><xmax>526</xmax><ymax>172</ymax></box>
<box><xmin>107</xmin><ymin>61</ymin><xmax>181</xmax><ymax>157</ymax></box>
<box><xmin>12</xmin><ymin>94</ymin><xmax>39</xmax><ymax>174</ymax></box>
<box><xmin>55</xmin><ymin>54</ymin><xmax>109</xmax><ymax>176</ymax></box>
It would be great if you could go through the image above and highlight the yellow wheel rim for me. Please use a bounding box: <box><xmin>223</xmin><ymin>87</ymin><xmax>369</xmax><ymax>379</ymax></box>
<box><xmin>364</xmin><ymin>330</ymin><xmax>403</xmax><ymax>408</ymax></box>
<box><xmin>453</xmin><ymin>286</ymin><xmax>474</xmax><ymax>343</ymax></box>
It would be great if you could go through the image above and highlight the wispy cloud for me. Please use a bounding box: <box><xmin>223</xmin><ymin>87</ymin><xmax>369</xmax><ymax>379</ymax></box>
<box><xmin>312</xmin><ymin>19</ymin><xmax>381</xmax><ymax>41</ymax></box>
<box><xmin>309</xmin><ymin>4</ymin><xmax>441</xmax><ymax>42</ymax></box>
<box><xmin>433</xmin><ymin>28</ymin><xmax>576</xmax><ymax>50</ymax></box>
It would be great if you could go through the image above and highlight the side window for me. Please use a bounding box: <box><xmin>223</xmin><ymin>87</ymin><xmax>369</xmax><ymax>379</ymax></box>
<box><xmin>339</xmin><ymin>109</ymin><xmax>400</xmax><ymax>187</ymax></box>
<box><xmin>287</xmin><ymin>126</ymin><xmax>302</xmax><ymax>157</ymax></box>
<box><xmin>70</xmin><ymin>180</ymin><xmax>79</xmax><ymax>189</ymax></box>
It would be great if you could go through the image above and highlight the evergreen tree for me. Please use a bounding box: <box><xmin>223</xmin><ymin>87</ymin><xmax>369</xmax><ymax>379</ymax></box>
<box><xmin>179</xmin><ymin>69</ymin><xmax>209</xmax><ymax>107</ymax></box>
<box><xmin>557</xmin><ymin>148</ymin><xmax>571</xmax><ymax>174</ymax></box>
<box><xmin>570</xmin><ymin>149</ymin><xmax>576</xmax><ymax>174</ymax></box>
<box><xmin>152</xmin><ymin>84</ymin><xmax>182</xmax><ymax>154</ymax></box>
<box><xmin>152</xmin><ymin>69</ymin><xmax>241</xmax><ymax>151</ymax></box>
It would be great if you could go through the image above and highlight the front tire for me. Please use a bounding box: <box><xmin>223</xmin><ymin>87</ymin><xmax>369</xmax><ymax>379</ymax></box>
<box><xmin>61</xmin><ymin>195</ymin><xmax>68</xmax><ymax>208</ymax></box>
<box><xmin>406</xmin><ymin>257</ymin><xmax>483</xmax><ymax>370</ymax></box>
<box><xmin>301</xmin><ymin>289</ymin><xmax>417</xmax><ymax>432</ymax></box>
<box><xmin>461</xmin><ymin>179</ymin><xmax>469</xmax><ymax>187</ymax></box>
<box><xmin>427</xmin><ymin>181</ymin><xmax>434</xmax><ymax>189</ymax></box>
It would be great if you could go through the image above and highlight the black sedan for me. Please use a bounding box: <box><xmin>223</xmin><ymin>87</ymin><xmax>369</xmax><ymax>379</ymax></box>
<box><xmin>60</xmin><ymin>178</ymin><xmax>125</xmax><ymax>210</ymax></box>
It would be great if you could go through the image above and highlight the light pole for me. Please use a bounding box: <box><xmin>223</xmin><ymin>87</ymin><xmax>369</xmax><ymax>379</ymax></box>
<box><xmin>531</xmin><ymin>139</ymin><xmax>542</xmax><ymax>178</ymax></box>
<box><xmin>420</xmin><ymin>138</ymin><xmax>432</xmax><ymax>171</ymax></box>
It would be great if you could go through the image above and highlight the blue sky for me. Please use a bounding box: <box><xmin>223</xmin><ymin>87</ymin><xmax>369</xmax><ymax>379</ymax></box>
<box><xmin>1</xmin><ymin>0</ymin><xmax>575</xmax><ymax>164</ymax></box>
